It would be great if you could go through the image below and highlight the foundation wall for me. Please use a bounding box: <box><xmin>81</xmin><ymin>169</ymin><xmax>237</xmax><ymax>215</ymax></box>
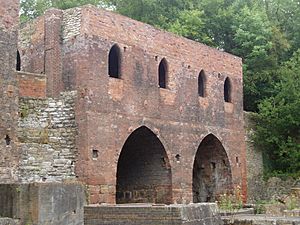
<box><xmin>84</xmin><ymin>203</ymin><xmax>222</xmax><ymax>225</ymax></box>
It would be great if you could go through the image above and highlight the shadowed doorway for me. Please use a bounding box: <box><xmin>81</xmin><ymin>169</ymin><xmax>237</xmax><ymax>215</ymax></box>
<box><xmin>116</xmin><ymin>126</ymin><xmax>172</xmax><ymax>204</ymax></box>
<box><xmin>193</xmin><ymin>134</ymin><xmax>233</xmax><ymax>202</ymax></box>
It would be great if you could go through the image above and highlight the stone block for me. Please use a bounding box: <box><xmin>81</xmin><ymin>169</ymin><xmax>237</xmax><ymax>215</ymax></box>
<box><xmin>0</xmin><ymin>183</ymin><xmax>86</xmax><ymax>225</ymax></box>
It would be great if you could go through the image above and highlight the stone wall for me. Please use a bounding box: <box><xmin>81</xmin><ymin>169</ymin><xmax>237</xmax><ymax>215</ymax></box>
<box><xmin>244</xmin><ymin>112</ymin><xmax>300</xmax><ymax>202</ymax></box>
<box><xmin>222</xmin><ymin>215</ymin><xmax>300</xmax><ymax>225</ymax></box>
<box><xmin>62</xmin><ymin>7</ymin><xmax>82</xmax><ymax>42</ymax></box>
<box><xmin>0</xmin><ymin>218</ymin><xmax>19</xmax><ymax>225</ymax></box>
<box><xmin>84</xmin><ymin>203</ymin><xmax>222</xmax><ymax>225</ymax></box>
<box><xmin>244</xmin><ymin>112</ymin><xmax>264</xmax><ymax>202</ymax></box>
<box><xmin>0</xmin><ymin>183</ymin><xmax>85</xmax><ymax>225</ymax></box>
<box><xmin>17</xmin><ymin>91</ymin><xmax>77</xmax><ymax>182</ymax></box>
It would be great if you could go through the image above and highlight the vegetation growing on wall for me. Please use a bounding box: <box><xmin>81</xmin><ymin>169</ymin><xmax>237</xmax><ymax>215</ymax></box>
<box><xmin>20</xmin><ymin>0</ymin><xmax>300</xmax><ymax>176</ymax></box>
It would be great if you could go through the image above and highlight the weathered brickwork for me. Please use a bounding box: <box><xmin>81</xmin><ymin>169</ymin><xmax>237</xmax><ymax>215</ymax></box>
<box><xmin>17</xmin><ymin>71</ymin><xmax>46</xmax><ymax>98</ymax></box>
<box><xmin>17</xmin><ymin>92</ymin><xmax>77</xmax><ymax>182</ymax></box>
<box><xmin>18</xmin><ymin>16</ymin><xmax>45</xmax><ymax>74</ymax></box>
<box><xmin>17</xmin><ymin>5</ymin><xmax>247</xmax><ymax>205</ymax></box>
<box><xmin>0</xmin><ymin>0</ymin><xmax>20</xmax><ymax>183</ymax></box>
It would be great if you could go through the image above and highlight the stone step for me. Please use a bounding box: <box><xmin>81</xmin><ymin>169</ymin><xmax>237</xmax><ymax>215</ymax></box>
<box><xmin>222</xmin><ymin>214</ymin><xmax>300</xmax><ymax>225</ymax></box>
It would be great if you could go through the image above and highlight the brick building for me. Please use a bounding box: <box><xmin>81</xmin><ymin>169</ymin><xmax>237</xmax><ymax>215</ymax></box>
<box><xmin>1</xmin><ymin>1</ymin><xmax>247</xmax><ymax>207</ymax></box>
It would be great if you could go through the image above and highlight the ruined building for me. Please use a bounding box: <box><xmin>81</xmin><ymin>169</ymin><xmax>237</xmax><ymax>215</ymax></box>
<box><xmin>0</xmin><ymin>0</ymin><xmax>247</xmax><ymax>223</ymax></box>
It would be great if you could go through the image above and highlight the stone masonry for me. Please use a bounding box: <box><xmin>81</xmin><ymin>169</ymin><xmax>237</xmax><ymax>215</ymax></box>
<box><xmin>84</xmin><ymin>203</ymin><xmax>222</xmax><ymax>225</ymax></box>
<box><xmin>18</xmin><ymin>91</ymin><xmax>77</xmax><ymax>182</ymax></box>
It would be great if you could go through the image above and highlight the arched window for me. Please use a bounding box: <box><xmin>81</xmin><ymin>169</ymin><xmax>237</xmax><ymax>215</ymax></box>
<box><xmin>158</xmin><ymin>58</ymin><xmax>168</xmax><ymax>88</ymax></box>
<box><xmin>16</xmin><ymin>50</ymin><xmax>21</xmax><ymax>71</ymax></box>
<box><xmin>224</xmin><ymin>77</ymin><xmax>231</xmax><ymax>102</ymax></box>
<box><xmin>108</xmin><ymin>44</ymin><xmax>121</xmax><ymax>78</ymax></box>
<box><xmin>198</xmin><ymin>70</ymin><xmax>206</xmax><ymax>97</ymax></box>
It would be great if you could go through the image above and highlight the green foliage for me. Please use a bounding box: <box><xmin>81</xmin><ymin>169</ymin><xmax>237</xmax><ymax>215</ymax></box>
<box><xmin>286</xmin><ymin>194</ymin><xmax>298</xmax><ymax>210</ymax></box>
<box><xmin>254</xmin><ymin>50</ymin><xmax>300</xmax><ymax>175</ymax></box>
<box><xmin>168</xmin><ymin>9</ymin><xmax>213</xmax><ymax>45</ymax></box>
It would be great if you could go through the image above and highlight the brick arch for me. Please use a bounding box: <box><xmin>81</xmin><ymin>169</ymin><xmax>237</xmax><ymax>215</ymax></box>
<box><xmin>192</xmin><ymin>133</ymin><xmax>233</xmax><ymax>202</ymax></box>
<box><xmin>116</xmin><ymin>125</ymin><xmax>172</xmax><ymax>204</ymax></box>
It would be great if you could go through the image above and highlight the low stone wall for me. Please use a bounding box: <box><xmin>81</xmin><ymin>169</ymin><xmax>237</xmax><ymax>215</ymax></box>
<box><xmin>17</xmin><ymin>91</ymin><xmax>77</xmax><ymax>182</ymax></box>
<box><xmin>222</xmin><ymin>215</ymin><xmax>300</xmax><ymax>225</ymax></box>
<box><xmin>247</xmin><ymin>173</ymin><xmax>299</xmax><ymax>203</ymax></box>
<box><xmin>84</xmin><ymin>203</ymin><xmax>222</xmax><ymax>225</ymax></box>
<box><xmin>0</xmin><ymin>183</ymin><xmax>85</xmax><ymax>225</ymax></box>
<box><xmin>244</xmin><ymin>112</ymin><xmax>300</xmax><ymax>202</ymax></box>
<box><xmin>244</xmin><ymin>112</ymin><xmax>264</xmax><ymax>202</ymax></box>
<box><xmin>0</xmin><ymin>218</ymin><xmax>20</xmax><ymax>225</ymax></box>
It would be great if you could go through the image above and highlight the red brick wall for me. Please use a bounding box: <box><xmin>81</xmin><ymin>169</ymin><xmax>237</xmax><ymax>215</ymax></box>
<box><xmin>18</xmin><ymin>16</ymin><xmax>45</xmax><ymax>74</ymax></box>
<box><xmin>0</xmin><ymin>0</ymin><xmax>20</xmax><ymax>183</ymax></box>
<box><xmin>17</xmin><ymin>72</ymin><xmax>46</xmax><ymax>98</ymax></box>
<box><xmin>18</xmin><ymin>5</ymin><xmax>247</xmax><ymax>204</ymax></box>
<box><xmin>69</xmin><ymin>6</ymin><xmax>246</xmax><ymax>204</ymax></box>
<box><xmin>18</xmin><ymin>10</ymin><xmax>64</xmax><ymax>97</ymax></box>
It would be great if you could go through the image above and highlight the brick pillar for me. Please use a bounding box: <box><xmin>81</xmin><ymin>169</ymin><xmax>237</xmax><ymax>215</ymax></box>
<box><xmin>0</xmin><ymin>0</ymin><xmax>20</xmax><ymax>182</ymax></box>
<box><xmin>44</xmin><ymin>9</ymin><xmax>64</xmax><ymax>97</ymax></box>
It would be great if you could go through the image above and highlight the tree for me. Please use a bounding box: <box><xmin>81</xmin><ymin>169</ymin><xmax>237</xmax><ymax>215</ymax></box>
<box><xmin>168</xmin><ymin>9</ymin><xmax>213</xmax><ymax>45</ymax></box>
<box><xmin>264</xmin><ymin>0</ymin><xmax>300</xmax><ymax>58</ymax></box>
<box><xmin>254</xmin><ymin>50</ymin><xmax>300</xmax><ymax>176</ymax></box>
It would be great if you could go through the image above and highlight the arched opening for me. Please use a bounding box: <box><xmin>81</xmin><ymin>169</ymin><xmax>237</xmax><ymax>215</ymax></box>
<box><xmin>16</xmin><ymin>50</ymin><xmax>21</xmax><ymax>71</ymax></box>
<box><xmin>192</xmin><ymin>134</ymin><xmax>233</xmax><ymax>203</ymax></box>
<box><xmin>158</xmin><ymin>58</ymin><xmax>168</xmax><ymax>88</ymax></box>
<box><xmin>116</xmin><ymin>126</ymin><xmax>172</xmax><ymax>204</ymax></box>
<box><xmin>224</xmin><ymin>77</ymin><xmax>231</xmax><ymax>102</ymax></box>
<box><xmin>198</xmin><ymin>70</ymin><xmax>206</xmax><ymax>97</ymax></box>
<box><xmin>108</xmin><ymin>44</ymin><xmax>121</xmax><ymax>78</ymax></box>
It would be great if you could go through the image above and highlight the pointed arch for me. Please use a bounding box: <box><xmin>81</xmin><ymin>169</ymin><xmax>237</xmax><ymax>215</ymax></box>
<box><xmin>224</xmin><ymin>77</ymin><xmax>231</xmax><ymax>102</ymax></box>
<box><xmin>198</xmin><ymin>70</ymin><xmax>206</xmax><ymax>97</ymax></box>
<box><xmin>192</xmin><ymin>134</ymin><xmax>233</xmax><ymax>202</ymax></box>
<box><xmin>116</xmin><ymin>126</ymin><xmax>172</xmax><ymax>204</ymax></box>
<box><xmin>16</xmin><ymin>50</ymin><xmax>21</xmax><ymax>71</ymax></box>
<box><xmin>108</xmin><ymin>44</ymin><xmax>121</xmax><ymax>78</ymax></box>
<box><xmin>158</xmin><ymin>58</ymin><xmax>168</xmax><ymax>88</ymax></box>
